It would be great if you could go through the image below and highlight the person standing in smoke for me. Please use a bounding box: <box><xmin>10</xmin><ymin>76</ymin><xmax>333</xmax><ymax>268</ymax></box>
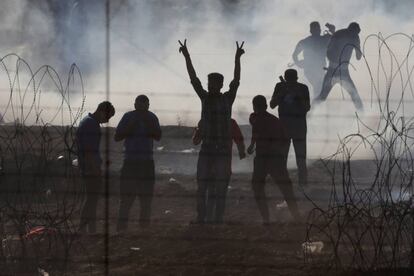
<box><xmin>115</xmin><ymin>95</ymin><xmax>161</xmax><ymax>231</ymax></box>
<box><xmin>292</xmin><ymin>21</ymin><xmax>335</xmax><ymax>97</ymax></box>
<box><xmin>270</xmin><ymin>69</ymin><xmax>310</xmax><ymax>187</ymax></box>
<box><xmin>313</xmin><ymin>22</ymin><xmax>363</xmax><ymax>110</ymax></box>
<box><xmin>192</xmin><ymin>118</ymin><xmax>246</xmax><ymax>171</ymax></box>
<box><xmin>248</xmin><ymin>95</ymin><xmax>301</xmax><ymax>224</ymax></box>
<box><xmin>179</xmin><ymin>39</ymin><xmax>245</xmax><ymax>224</ymax></box>
<box><xmin>77</xmin><ymin>101</ymin><xmax>115</xmax><ymax>234</ymax></box>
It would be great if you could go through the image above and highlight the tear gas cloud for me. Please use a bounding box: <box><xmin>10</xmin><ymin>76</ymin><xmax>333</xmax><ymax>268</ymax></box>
<box><xmin>0</xmin><ymin>0</ymin><xmax>413</xmax><ymax>159</ymax></box>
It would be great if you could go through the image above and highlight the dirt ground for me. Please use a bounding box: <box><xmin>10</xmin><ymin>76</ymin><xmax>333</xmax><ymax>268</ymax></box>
<box><xmin>1</xmin><ymin>125</ymin><xmax>410</xmax><ymax>275</ymax></box>
<box><xmin>65</xmin><ymin>158</ymin><xmax>366</xmax><ymax>276</ymax></box>
<box><xmin>70</xmin><ymin>172</ymin><xmax>318</xmax><ymax>276</ymax></box>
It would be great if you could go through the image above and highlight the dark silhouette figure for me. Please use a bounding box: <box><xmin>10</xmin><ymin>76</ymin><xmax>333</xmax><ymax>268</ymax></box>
<box><xmin>248</xmin><ymin>95</ymin><xmax>300</xmax><ymax>224</ymax></box>
<box><xmin>76</xmin><ymin>101</ymin><xmax>115</xmax><ymax>233</ymax></box>
<box><xmin>270</xmin><ymin>69</ymin><xmax>310</xmax><ymax>187</ymax></box>
<box><xmin>193</xmin><ymin>119</ymin><xmax>246</xmax><ymax>221</ymax></box>
<box><xmin>192</xmin><ymin>118</ymin><xmax>246</xmax><ymax>170</ymax></box>
<box><xmin>115</xmin><ymin>95</ymin><xmax>161</xmax><ymax>231</ymax></box>
<box><xmin>314</xmin><ymin>22</ymin><xmax>363</xmax><ymax>110</ymax></box>
<box><xmin>292</xmin><ymin>21</ymin><xmax>335</xmax><ymax>97</ymax></box>
<box><xmin>179</xmin><ymin>39</ymin><xmax>245</xmax><ymax>224</ymax></box>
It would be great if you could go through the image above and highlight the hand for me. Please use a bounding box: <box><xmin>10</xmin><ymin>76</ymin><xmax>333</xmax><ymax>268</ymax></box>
<box><xmin>247</xmin><ymin>144</ymin><xmax>255</xmax><ymax>155</ymax></box>
<box><xmin>325</xmin><ymin>23</ymin><xmax>336</xmax><ymax>34</ymax></box>
<box><xmin>178</xmin><ymin>39</ymin><xmax>189</xmax><ymax>57</ymax></box>
<box><xmin>235</xmin><ymin>41</ymin><xmax>245</xmax><ymax>58</ymax></box>
<box><xmin>239</xmin><ymin>151</ymin><xmax>246</xmax><ymax>160</ymax></box>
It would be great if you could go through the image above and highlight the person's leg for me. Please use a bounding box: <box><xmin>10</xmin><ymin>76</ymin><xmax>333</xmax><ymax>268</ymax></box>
<box><xmin>304</xmin><ymin>68</ymin><xmax>324</xmax><ymax>100</ymax></box>
<box><xmin>270</xmin><ymin>159</ymin><xmax>301</xmax><ymax>220</ymax></box>
<box><xmin>206</xmin><ymin>179</ymin><xmax>217</xmax><ymax>223</ymax></box>
<box><xmin>292</xmin><ymin>136</ymin><xmax>308</xmax><ymax>187</ymax></box>
<box><xmin>314</xmin><ymin>67</ymin><xmax>335</xmax><ymax>103</ymax></box>
<box><xmin>214</xmin><ymin>154</ymin><xmax>232</xmax><ymax>224</ymax></box>
<box><xmin>137</xmin><ymin>160</ymin><xmax>155</xmax><ymax>226</ymax></box>
<box><xmin>251</xmin><ymin>157</ymin><xmax>269</xmax><ymax>224</ymax></box>
<box><xmin>280</xmin><ymin>118</ymin><xmax>292</xmax><ymax>168</ymax></box>
<box><xmin>340</xmin><ymin>70</ymin><xmax>363</xmax><ymax>110</ymax></box>
<box><xmin>79</xmin><ymin>175</ymin><xmax>101</xmax><ymax>233</ymax></box>
<box><xmin>195</xmin><ymin>154</ymin><xmax>211</xmax><ymax>224</ymax></box>
<box><xmin>117</xmin><ymin>161</ymin><xmax>138</xmax><ymax>231</ymax></box>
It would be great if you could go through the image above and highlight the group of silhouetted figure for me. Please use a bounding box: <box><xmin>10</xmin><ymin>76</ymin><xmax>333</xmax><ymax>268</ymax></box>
<box><xmin>76</xmin><ymin>21</ymin><xmax>363</xmax><ymax>232</ymax></box>
<box><xmin>293</xmin><ymin>21</ymin><xmax>363</xmax><ymax>110</ymax></box>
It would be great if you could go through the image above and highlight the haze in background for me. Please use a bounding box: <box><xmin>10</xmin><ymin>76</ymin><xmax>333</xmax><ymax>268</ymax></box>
<box><xmin>0</xmin><ymin>0</ymin><xmax>413</xmax><ymax>159</ymax></box>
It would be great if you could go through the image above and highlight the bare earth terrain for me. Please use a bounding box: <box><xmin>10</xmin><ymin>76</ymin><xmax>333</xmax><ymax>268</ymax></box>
<box><xmin>1</xmin><ymin>125</ymin><xmax>412</xmax><ymax>275</ymax></box>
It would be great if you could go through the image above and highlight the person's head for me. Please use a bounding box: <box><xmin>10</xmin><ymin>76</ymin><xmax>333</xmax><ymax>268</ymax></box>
<box><xmin>252</xmin><ymin>95</ymin><xmax>267</xmax><ymax>113</ymax></box>
<box><xmin>284</xmin><ymin>69</ymin><xmax>298</xmax><ymax>83</ymax></box>
<box><xmin>310</xmin><ymin>21</ymin><xmax>321</xmax><ymax>36</ymax></box>
<box><xmin>348</xmin><ymin>22</ymin><xmax>361</xmax><ymax>34</ymax></box>
<box><xmin>95</xmin><ymin>101</ymin><xmax>115</xmax><ymax>123</ymax></box>
<box><xmin>134</xmin><ymin>95</ymin><xmax>150</xmax><ymax>111</ymax></box>
<box><xmin>207</xmin><ymin>72</ymin><xmax>224</xmax><ymax>93</ymax></box>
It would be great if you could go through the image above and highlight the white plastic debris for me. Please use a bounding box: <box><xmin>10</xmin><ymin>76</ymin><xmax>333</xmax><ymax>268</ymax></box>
<box><xmin>72</xmin><ymin>159</ymin><xmax>78</xmax><ymax>167</ymax></box>
<box><xmin>57</xmin><ymin>155</ymin><xmax>64</xmax><ymax>161</ymax></box>
<box><xmin>302</xmin><ymin>241</ymin><xmax>324</xmax><ymax>254</ymax></box>
<box><xmin>276</xmin><ymin>200</ymin><xmax>288</xmax><ymax>209</ymax></box>
<box><xmin>156</xmin><ymin>146</ymin><xmax>165</xmax><ymax>151</ymax></box>
<box><xmin>164</xmin><ymin>210</ymin><xmax>172</xmax><ymax>214</ymax></box>
<box><xmin>181</xmin><ymin>148</ymin><xmax>195</xmax><ymax>153</ymax></box>
<box><xmin>130</xmin><ymin>247</ymin><xmax>141</xmax><ymax>251</ymax></box>
<box><xmin>38</xmin><ymin>268</ymin><xmax>49</xmax><ymax>276</ymax></box>
<box><xmin>169</xmin><ymin>177</ymin><xmax>178</xmax><ymax>184</ymax></box>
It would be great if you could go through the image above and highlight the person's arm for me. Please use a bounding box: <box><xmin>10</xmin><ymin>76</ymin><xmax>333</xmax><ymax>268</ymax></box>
<box><xmin>270</xmin><ymin>83</ymin><xmax>284</xmax><ymax>109</ymax></box>
<box><xmin>325</xmin><ymin>23</ymin><xmax>336</xmax><ymax>35</ymax></box>
<box><xmin>179</xmin><ymin>39</ymin><xmax>206</xmax><ymax>99</ymax></box>
<box><xmin>231</xmin><ymin>119</ymin><xmax>246</xmax><ymax>159</ymax></box>
<box><xmin>247</xmin><ymin>133</ymin><xmax>256</xmax><ymax>155</ymax></box>
<box><xmin>227</xmin><ymin>41</ymin><xmax>245</xmax><ymax>104</ymax></box>
<box><xmin>292</xmin><ymin>40</ymin><xmax>304</xmax><ymax>68</ymax></box>
<box><xmin>247</xmin><ymin>113</ymin><xmax>256</xmax><ymax>155</ymax></box>
<box><xmin>81</xmin><ymin>122</ymin><xmax>101</xmax><ymax>175</ymax></box>
<box><xmin>114</xmin><ymin>113</ymin><xmax>132</xmax><ymax>142</ymax></box>
<box><xmin>233</xmin><ymin>41</ymin><xmax>244</xmax><ymax>82</ymax></box>
<box><xmin>146</xmin><ymin>113</ymin><xmax>162</xmax><ymax>141</ymax></box>
<box><xmin>355</xmin><ymin>36</ymin><xmax>362</xmax><ymax>60</ymax></box>
<box><xmin>302</xmin><ymin>85</ymin><xmax>311</xmax><ymax>113</ymax></box>
<box><xmin>192</xmin><ymin>127</ymin><xmax>201</xmax><ymax>145</ymax></box>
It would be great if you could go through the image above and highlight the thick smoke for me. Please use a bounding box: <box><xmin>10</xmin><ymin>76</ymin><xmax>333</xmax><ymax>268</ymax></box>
<box><xmin>0</xmin><ymin>0</ymin><xmax>413</xmax><ymax>159</ymax></box>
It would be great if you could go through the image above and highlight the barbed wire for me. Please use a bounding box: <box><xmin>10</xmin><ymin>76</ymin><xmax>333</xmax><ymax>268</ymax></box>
<box><xmin>304</xmin><ymin>32</ymin><xmax>414</xmax><ymax>273</ymax></box>
<box><xmin>1</xmin><ymin>30</ymin><xmax>414</xmax><ymax>274</ymax></box>
<box><xmin>0</xmin><ymin>54</ymin><xmax>89</xmax><ymax>274</ymax></box>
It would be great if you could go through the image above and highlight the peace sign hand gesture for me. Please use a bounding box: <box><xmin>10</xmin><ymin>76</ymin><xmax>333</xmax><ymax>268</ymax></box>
<box><xmin>235</xmin><ymin>41</ymin><xmax>245</xmax><ymax>58</ymax></box>
<box><xmin>178</xmin><ymin>39</ymin><xmax>189</xmax><ymax>57</ymax></box>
